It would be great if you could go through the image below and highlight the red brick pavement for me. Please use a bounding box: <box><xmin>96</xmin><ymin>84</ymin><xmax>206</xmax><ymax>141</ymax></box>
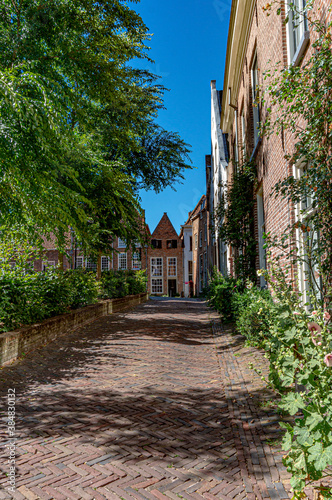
<box><xmin>0</xmin><ymin>298</ymin><xmax>292</xmax><ymax>499</ymax></box>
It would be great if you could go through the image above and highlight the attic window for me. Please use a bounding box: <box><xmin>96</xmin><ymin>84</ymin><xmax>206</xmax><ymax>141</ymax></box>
<box><xmin>151</xmin><ymin>239</ymin><xmax>162</xmax><ymax>249</ymax></box>
<box><xmin>166</xmin><ymin>239</ymin><xmax>177</xmax><ymax>249</ymax></box>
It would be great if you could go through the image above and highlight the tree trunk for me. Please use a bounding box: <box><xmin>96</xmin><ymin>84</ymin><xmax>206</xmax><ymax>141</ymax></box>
<box><xmin>97</xmin><ymin>251</ymin><xmax>102</xmax><ymax>280</ymax></box>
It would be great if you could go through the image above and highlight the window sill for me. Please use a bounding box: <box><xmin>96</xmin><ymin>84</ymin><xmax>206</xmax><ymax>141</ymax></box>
<box><xmin>291</xmin><ymin>31</ymin><xmax>310</xmax><ymax>67</ymax></box>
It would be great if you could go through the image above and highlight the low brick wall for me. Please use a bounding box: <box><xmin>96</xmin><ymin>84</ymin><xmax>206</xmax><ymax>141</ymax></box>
<box><xmin>0</xmin><ymin>292</ymin><xmax>149</xmax><ymax>367</ymax></box>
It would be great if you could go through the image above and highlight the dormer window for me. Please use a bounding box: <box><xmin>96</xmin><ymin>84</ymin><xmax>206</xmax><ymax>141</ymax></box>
<box><xmin>151</xmin><ymin>239</ymin><xmax>162</xmax><ymax>249</ymax></box>
<box><xmin>166</xmin><ymin>239</ymin><xmax>177</xmax><ymax>249</ymax></box>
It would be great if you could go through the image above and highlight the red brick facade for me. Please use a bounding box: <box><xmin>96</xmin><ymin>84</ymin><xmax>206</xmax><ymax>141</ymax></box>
<box><xmin>148</xmin><ymin>213</ymin><xmax>183</xmax><ymax>296</ymax></box>
<box><xmin>190</xmin><ymin>196</ymin><xmax>210</xmax><ymax>295</ymax></box>
<box><xmin>219</xmin><ymin>0</ymin><xmax>331</xmax><ymax>286</ymax></box>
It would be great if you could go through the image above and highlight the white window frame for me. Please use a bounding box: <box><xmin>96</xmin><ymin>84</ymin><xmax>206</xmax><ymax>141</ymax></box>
<box><xmin>167</xmin><ymin>257</ymin><xmax>177</xmax><ymax>277</ymax></box>
<box><xmin>151</xmin><ymin>257</ymin><xmax>163</xmax><ymax>277</ymax></box>
<box><xmin>234</xmin><ymin>110</ymin><xmax>239</xmax><ymax>164</ymax></box>
<box><xmin>188</xmin><ymin>260</ymin><xmax>193</xmax><ymax>282</ymax></box>
<box><xmin>101</xmin><ymin>256</ymin><xmax>110</xmax><ymax>272</ymax></box>
<box><xmin>86</xmin><ymin>258</ymin><xmax>97</xmax><ymax>271</ymax></box>
<box><xmin>256</xmin><ymin>188</ymin><xmax>267</xmax><ymax>287</ymax></box>
<box><xmin>151</xmin><ymin>278</ymin><xmax>163</xmax><ymax>294</ymax></box>
<box><xmin>293</xmin><ymin>161</ymin><xmax>320</xmax><ymax>307</ymax></box>
<box><xmin>241</xmin><ymin>110</ymin><xmax>246</xmax><ymax>158</ymax></box>
<box><xmin>118</xmin><ymin>252</ymin><xmax>127</xmax><ymax>270</ymax></box>
<box><xmin>75</xmin><ymin>256</ymin><xmax>84</xmax><ymax>269</ymax></box>
<box><xmin>251</xmin><ymin>53</ymin><xmax>260</xmax><ymax>147</ymax></box>
<box><xmin>132</xmin><ymin>252</ymin><xmax>141</xmax><ymax>270</ymax></box>
<box><xmin>118</xmin><ymin>238</ymin><xmax>126</xmax><ymax>249</ymax></box>
<box><xmin>286</xmin><ymin>0</ymin><xmax>309</xmax><ymax>66</ymax></box>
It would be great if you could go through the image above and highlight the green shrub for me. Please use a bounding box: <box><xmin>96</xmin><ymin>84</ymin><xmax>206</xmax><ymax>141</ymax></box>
<box><xmin>100</xmin><ymin>269</ymin><xmax>147</xmax><ymax>299</ymax></box>
<box><xmin>232</xmin><ymin>285</ymin><xmax>276</xmax><ymax>347</ymax></box>
<box><xmin>63</xmin><ymin>269</ymin><xmax>99</xmax><ymax>309</ymax></box>
<box><xmin>205</xmin><ymin>268</ymin><xmax>243</xmax><ymax>322</ymax></box>
<box><xmin>0</xmin><ymin>269</ymin><xmax>99</xmax><ymax>332</ymax></box>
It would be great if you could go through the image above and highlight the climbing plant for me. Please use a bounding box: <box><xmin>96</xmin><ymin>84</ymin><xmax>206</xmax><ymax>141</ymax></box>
<box><xmin>257</xmin><ymin>1</ymin><xmax>332</xmax><ymax>497</ymax></box>
<box><xmin>261</xmin><ymin>0</ymin><xmax>332</xmax><ymax>305</ymax></box>
<box><xmin>214</xmin><ymin>158</ymin><xmax>257</xmax><ymax>282</ymax></box>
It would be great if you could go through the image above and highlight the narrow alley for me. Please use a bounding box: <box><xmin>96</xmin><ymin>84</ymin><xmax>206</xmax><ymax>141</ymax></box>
<box><xmin>0</xmin><ymin>299</ymin><xmax>291</xmax><ymax>500</ymax></box>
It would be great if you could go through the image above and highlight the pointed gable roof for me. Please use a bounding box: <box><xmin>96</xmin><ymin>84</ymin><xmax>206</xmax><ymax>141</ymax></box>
<box><xmin>152</xmin><ymin>212</ymin><xmax>179</xmax><ymax>239</ymax></box>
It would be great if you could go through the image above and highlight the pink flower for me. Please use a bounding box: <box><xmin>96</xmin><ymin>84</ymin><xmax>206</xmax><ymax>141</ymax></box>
<box><xmin>293</xmin><ymin>311</ymin><xmax>301</xmax><ymax>316</ymax></box>
<box><xmin>312</xmin><ymin>310</ymin><xmax>318</xmax><ymax>316</ymax></box>
<box><xmin>324</xmin><ymin>311</ymin><xmax>331</xmax><ymax>322</ymax></box>
<box><xmin>308</xmin><ymin>322</ymin><xmax>322</xmax><ymax>346</ymax></box>
<box><xmin>324</xmin><ymin>353</ymin><xmax>332</xmax><ymax>367</ymax></box>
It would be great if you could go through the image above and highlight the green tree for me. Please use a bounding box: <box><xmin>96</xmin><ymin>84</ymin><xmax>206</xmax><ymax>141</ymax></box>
<box><xmin>0</xmin><ymin>0</ymin><xmax>191</xmax><ymax>248</ymax></box>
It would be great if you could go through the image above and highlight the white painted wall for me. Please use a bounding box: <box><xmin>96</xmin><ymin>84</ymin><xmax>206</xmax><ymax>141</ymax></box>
<box><xmin>210</xmin><ymin>80</ymin><xmax>229</xmax><ymax>275</ymax></box>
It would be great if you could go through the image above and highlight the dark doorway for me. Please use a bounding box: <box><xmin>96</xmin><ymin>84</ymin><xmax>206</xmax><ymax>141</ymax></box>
<box><xmin>168</xmin><ymin>279</ymin><xmax>177</xmax><ymax>297</ymax></box>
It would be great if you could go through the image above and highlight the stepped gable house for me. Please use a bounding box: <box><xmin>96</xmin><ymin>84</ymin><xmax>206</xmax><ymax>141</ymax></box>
<box><xmin>149</xmin><ymin>213</ymin><xmax>183</xmax><ymax>296</ymax></box>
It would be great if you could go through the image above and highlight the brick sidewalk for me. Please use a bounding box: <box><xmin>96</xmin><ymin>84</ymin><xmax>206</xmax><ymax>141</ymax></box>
<box><xmin>0</xmin><ymin>298</ymin><xmax>291</xmax><ymax>499</ymax></box>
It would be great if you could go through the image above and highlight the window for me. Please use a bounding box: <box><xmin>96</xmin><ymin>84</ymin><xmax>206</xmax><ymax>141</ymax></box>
<box><xmin>199</xmin><ymin>230</ymin><xmax>202</xmax><ymax>248</ymax></box>
<box><xmin>199</xmin><ymin>254</ymin><xmax>203</xmax><ymax>292</ymax></box>
<box><xmin>188</xmin><ymin>261</ymin><xmax>193</xmax><ymax>281</ymax></box>
<box><xmin>42</xmin><ymin>261</ymin><xmax>55</xmax><ymax>271</ymax></box>
<box><xmin>252</xmin><ymin>53</ymin><xmax>260</xmax><ymax>147</ymax></box>
<box><xmin>151</xmin><ymin>257</ymin><xmax>162</xmax><ymax>277</ymax></box>
<box><xmin>151</xmin><ymin>278</ymin><xmax>163</xmax><ymax>294</ymax></box>
<box><xmin>194</xmin><ymin>233</ymin><xmax>198</xmax><ymax>250</ymax></box>
<box><xmin>190</xmin><ymin>236</ymin><xmax>192</xmax><ymax>252</ymax></box>
<box><xmin>294</xmin><ymin>162</ymin><xmax>320</xmax><ymax>306</ymax></box>
<box><xmin>166</xmin><ymin>239</ymin><xmax>177</xmax><ymax>249</ymax></box>
<box><xmin>151</xmin><ymin>239</ymin><xmax>162</xmax><ymax>249</ymax></box>
<box><xmin>118</xmin><ymin>238</ymin><xmax>126</xmax><ymax>248</ymax></box>
<box><xmin>204</xmin><ymin>252</ymin><xmax>207</xmax><ymax>287</ymax></box>
<box><xmin>287</xmin><ymin>0</ymin><xmax>309</xmax><ymax>64</ymax></box>
<box><xmin>86</xmin><ymin>258</ymin><xmax>97</xmax><ymax>271</ymax></box>
<box><xmin>132</xmin><ymin>251</ymin><xmax>141</xmax><ymax>270</ymax></box>
<box><xmin>256</xmin><ymin>188</ymin><xmax>267</xmax><ymax>287</ymax></box>
<box><xmin>118</xmin><ymin>253</ymin><xmax>127</xmax><ymax>270</ymax></box>
<box><xmin>204</xmin><ymin>223</ymin><xmax>207</xmax><ymax>242</ymax></box>
<box><xmin>167</xmin><ymin>257</ymin><xmax>177</xmax><ymax>277</ymax></box>
<box><xmin>75</xmin><ymin>256</ymin><xmax>84</xmax><ymax>269</ymax></box>
<box><xmin>234</xmin><ymin>110</ymin><xmax>239</xmax><ymax>164</ymax></box>
<box><xmin>241</xmin><ymin>110</ymin><xmax>246</xmax><ymax>158</ymax></box>
<box><xmin>101</xmin><ymin>256</ymin><xmax>110</xmax><ymax>271</ymax></box>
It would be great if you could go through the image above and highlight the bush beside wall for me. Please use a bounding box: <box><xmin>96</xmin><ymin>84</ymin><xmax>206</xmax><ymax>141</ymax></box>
<box><xmin>0</xmin><ymin>269</ymin><xmax>147</xmax><ymax>333</ymax></box>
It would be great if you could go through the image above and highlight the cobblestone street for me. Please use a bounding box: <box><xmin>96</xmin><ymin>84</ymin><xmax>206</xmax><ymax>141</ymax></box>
<box><xmin>0</xmin><ymin>299</ymin><xmax>291</xmax><ymax>500</ymax></box>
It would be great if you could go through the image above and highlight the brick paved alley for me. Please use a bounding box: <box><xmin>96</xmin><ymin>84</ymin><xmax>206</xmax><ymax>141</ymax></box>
<box><xmin>0</xmin><ymin>298</ymin><xmax>291</xmax><ymax>500</ymax></box>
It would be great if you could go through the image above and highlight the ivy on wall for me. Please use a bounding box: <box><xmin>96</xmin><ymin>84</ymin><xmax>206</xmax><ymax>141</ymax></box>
<box><xmin>214</xmin><ymin>159</ymin><xmax>257</xmax><ymax>282</ymax></box>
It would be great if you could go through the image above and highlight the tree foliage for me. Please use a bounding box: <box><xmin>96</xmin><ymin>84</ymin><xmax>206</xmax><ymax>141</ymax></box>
<box><xmin>0</xmin><ymin>0</ymin><xmax>191</xmax><ymax>248</ymax></box>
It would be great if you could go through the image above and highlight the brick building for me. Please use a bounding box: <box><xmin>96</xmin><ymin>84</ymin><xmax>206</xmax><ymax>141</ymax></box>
<box><xmin>190</xmin><ymin>196</ymin><xmax>211</xmax><ymax>295</ymax></box>
<box><xmin>148</xmin><ymin>213</ymin><xmax>183</xmax><ymax>296</ymax></box>
<box><xmin>215</xmin><ymin>0</ymin><xmax>330</xmax><ymax>292</ymax></box>
<box><xmin>208</xmin><ymin>81</ymin><xmax>229</xmax><ymax>276</ymax></box>
<box><xmin>179</xmin><ymin>216</ymin><xmax>193</xmax><ymax>298</ymax></box>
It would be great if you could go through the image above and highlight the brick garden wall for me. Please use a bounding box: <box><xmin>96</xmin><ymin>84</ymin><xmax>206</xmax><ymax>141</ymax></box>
<box><xmin>0</xmin><ymin>293</ymin><xmax>149</xmax><ymax>367</ymax></box>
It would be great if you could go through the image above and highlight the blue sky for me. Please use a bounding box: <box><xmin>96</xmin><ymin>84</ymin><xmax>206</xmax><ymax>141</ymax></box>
<box><xmin>134</xmin><ymin>0</ymin><xmax>231</xmax><ymax>234</ymax></box>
